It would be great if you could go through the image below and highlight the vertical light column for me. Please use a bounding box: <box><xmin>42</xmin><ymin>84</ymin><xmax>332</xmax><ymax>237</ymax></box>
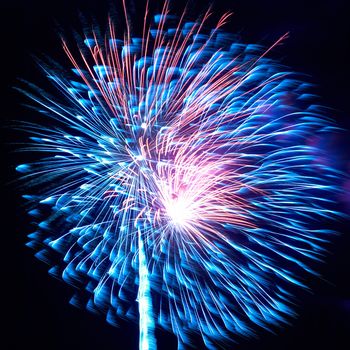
<box><xmin>137</xmin><ymin>226</ymin><xmax>156</xmax><ymax>350</ymax></box>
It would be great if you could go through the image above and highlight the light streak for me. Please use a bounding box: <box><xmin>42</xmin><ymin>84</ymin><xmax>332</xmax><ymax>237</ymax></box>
<box><xmin>16</xmin><ymin>1</ymin><xmax>343</xmax><ymax>349</ymax></box>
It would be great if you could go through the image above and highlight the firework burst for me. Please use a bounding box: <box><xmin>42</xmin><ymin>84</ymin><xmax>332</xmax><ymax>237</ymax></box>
<box><xmin>17</xmin><ymin>1</ymin><xmax>342</xmax><ymax>349</ymax></box>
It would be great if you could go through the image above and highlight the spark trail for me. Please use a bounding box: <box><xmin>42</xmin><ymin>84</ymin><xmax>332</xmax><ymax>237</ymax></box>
<box><xmin>16</xmin><ymin>1</ymin><xmax>343</xmax><ymax>349</ymax></box>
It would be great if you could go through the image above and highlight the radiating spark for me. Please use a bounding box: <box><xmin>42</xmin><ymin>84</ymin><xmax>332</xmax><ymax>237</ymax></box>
<box><xmin>16</xmin><ymin>1</ymin><xmax>343</xmax><ymax>349</ymax></box>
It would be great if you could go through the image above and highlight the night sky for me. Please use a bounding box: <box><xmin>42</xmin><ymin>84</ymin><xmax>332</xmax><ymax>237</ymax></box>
<box><xmin>2</xmin><ymin>1</ymin><xmax>349</xmax><ymax>349</ymax></box>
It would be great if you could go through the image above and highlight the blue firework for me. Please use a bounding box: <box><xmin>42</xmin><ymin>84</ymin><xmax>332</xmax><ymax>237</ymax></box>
<box><xmin>17</xmin><ymin>2</ymin><xmax>342</xmax><ymax>349</ymax></box>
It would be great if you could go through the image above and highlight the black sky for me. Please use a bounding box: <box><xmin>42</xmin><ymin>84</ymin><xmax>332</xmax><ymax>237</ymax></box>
<box><xmin>1</xmin><ymin>1</ymin><xmax>349</xmax><ymax>349</ymax></box>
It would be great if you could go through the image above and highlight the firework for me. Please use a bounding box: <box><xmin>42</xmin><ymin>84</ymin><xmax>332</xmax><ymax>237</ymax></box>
<box><xmin>17</xmin><ymin>1</ymin><xmax>342</xmax><ymax>349</ymax></box>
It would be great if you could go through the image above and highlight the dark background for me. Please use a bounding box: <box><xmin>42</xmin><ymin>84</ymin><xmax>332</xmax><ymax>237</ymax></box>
<box><xmin>1</xmin><ymin>0</ymin><xmax>349</xmax><ymax>349</ymax></box>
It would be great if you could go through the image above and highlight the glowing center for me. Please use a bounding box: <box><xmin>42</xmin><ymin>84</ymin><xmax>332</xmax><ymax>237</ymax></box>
<box><xmin>166</xmin><ymin>197</ymin><xmax>191</xmax><ymax>225</ymax></box>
